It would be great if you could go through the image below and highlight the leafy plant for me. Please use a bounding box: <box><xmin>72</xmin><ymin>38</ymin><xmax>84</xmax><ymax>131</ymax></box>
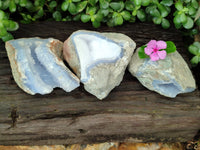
<box><xmin>0</xmin><ymin>0</ymin><xmax>199</xmax><ymax>65</ymax></box>
<box><xmin>189</xmin><ymin>42</ymin><xmax>200</xmax><ymax>65</ymax></box>
<box><xmin>173</xmin><ymin>0</ymin><xmax>199</xmax><ymax>29</ymax></box>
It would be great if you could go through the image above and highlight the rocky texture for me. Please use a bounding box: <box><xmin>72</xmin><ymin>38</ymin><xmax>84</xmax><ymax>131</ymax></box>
<box><xmin>63</xmin><ymin>30</ymin><xmax>136</xmax><ymax>99</ymax></box>
<box><xmin>129</xmin><ymin>48</ymin><xmax>196</xmax><ymax>98</ymax></box>
<box><xmin>5</xmin><ymin>38</ymin><xmax>80</xmax><ymax>95</ymax></box>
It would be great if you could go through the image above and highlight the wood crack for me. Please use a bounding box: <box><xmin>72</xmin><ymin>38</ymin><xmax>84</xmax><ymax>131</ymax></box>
<box><xmin>9</xmin><ymin>107</ymin><xmax>19</xmax><ymax>129</ymax></box>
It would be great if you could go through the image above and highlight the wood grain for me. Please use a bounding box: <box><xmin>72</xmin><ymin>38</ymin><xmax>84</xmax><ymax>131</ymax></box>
<box><xmin>0</xmin><ymin>21</ymin><xmax>199</xmax><ymax>145</ymax></box>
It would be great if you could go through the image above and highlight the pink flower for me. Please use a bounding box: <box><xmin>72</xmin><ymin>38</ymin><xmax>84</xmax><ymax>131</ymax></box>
<box><xmin>145</xmin><ymin>40</ymin><xmax>167</xmax><ymax>61</ymax></box>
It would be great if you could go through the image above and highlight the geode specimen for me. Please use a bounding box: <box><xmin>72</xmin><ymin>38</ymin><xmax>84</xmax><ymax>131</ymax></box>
<box><xmin>128</xmin><ymin>48</ymin><xmax>196</xmax><ymax>98</ymax></box>
<box><xmin>6</xmin><ymin>38</ymin><xmax>80</xmax><ymax>95</ymax></box>
<box><xmin>63</xmin><ymin>30</ymin><xmax>136</xmax><ymax>99</ymax></box>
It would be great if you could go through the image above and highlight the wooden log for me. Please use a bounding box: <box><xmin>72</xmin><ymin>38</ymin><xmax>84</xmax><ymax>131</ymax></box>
<box><xmin>0</xmin><ymin>21</ymin><xmax>199</xmax><ymax>145</ymax></box>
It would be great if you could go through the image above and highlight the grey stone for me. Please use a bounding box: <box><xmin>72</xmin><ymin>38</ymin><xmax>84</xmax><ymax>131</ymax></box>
<box><xmin>128</xmin><ymin>48</ymin><xmax>196</xmax><ymax>98</ymax></box>
<box><xmin>6</xmin><ymin>37</ymin><xmax>80</xmax><ymax>95</ymax></box>
<box><xmin>63</xmin><ymin>30</ymin><xmax>136</xmax><ymax>99</ymax></box>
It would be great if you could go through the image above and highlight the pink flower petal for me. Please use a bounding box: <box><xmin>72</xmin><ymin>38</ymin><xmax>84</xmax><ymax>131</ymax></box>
<box><xmin>150</xmin><ymin>52</ymin><xmax>159</xmax><ymax>61</ymax></box>
<box><xmin>157</xmin><ymin>50</ymin><xmax>167</xmax><ymax>60</ymax></box>
<box><xmin>156</xmin><ymin>40</ymin><xmax>167</xmax><ymax>50</ymax></box>
<box><xmin>145</xmin><ymin>47</ymin><xmax>153</xmax><ymax>55</ymax></box>
<box><xmin>147</xmin><ymin>40</ymin><xmax>157</xmax><ymax>49</ymax></box>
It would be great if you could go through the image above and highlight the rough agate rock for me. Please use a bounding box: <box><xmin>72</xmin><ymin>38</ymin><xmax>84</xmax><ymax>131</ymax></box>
<box><xmin>6</xmin><ymin>38</ymin><xmax>80</xmax><ymax>95</ymax></box>
<box><xmin>128</xmin><ymin>48</ymin><xmax>196</xmax><ymax>98</ymax></box>
<box><xmin>63</xmin><ymin>30</ymin><xmax>136</xmax><ymax>99</ymax></box>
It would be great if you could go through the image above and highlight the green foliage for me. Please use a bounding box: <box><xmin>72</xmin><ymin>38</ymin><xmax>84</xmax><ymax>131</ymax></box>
<box><xmin>173</xmin><ymin>0</ymin><xmax>199</xmax><ymax>29</ymax></box>
<box><xmin>0</xmin><ymin>0</ymin><xmax>199</xmax><ymax>45</ymax></box>
<box><xmin>138</xmin><ymin>45</ymin><xmax>148</xmax><ymax>59</ymax></box>
<box><xmin>165</xmin><ymin>41</ymin><xmax>176</xmax><ymax>54</ymax></box>
<box><xmin>189</xmin><ymin>42</ymin><xmax>200</xmax><ymax>65</ymax></box>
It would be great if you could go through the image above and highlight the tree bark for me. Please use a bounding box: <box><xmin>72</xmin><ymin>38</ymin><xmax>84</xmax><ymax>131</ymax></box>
<box><xmin>0</xmin><ymin>21</ymin><xmax>199</xmax><ymax>145</ymax></box>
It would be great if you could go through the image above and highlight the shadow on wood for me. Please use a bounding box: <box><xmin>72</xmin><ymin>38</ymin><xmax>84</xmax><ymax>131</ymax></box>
<box><xmin>0</xmin><ymin>21</ymin><xmax>199</xmax><ymax>145</ymax></box>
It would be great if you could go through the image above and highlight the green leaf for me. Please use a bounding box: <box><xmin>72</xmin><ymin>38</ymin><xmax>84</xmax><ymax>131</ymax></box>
<box><xmin>25</xmin><ymin>0</ymin><xmax>34</xmax><ymax>11</ymax></box>
<box><xmin>152</xmin><ymin>0</ymin><xmax>159</xmax><ymax>5</ymax></box>
<box><xmin>138</xmin><ymin>45</ymin><xmax>149</xmax><ymax>59</ymax></box>
<box><xmin>86</xmin><ymin>6</ymin><xmax>97</xmax><ymax>15</ymax></box>
<box><xmin>195</xmin><ymin>17</ymin><xmax>200</xmax><ymax>26</ymax></box>
<box><xmin>34</xmin><ymin>0</ymin><xmax>45</xmax><ymax>7</ymax></box>
<box><xmin>49</xmin><ymin>1</ymin><xmax>57</xmax><ymax>8</ymax></box>
<box><xmin>72</xmin><ymin>0</ymin><xmax>81</xmax><ymax>2</ymax></box>
<box><xmin>19</xmin><ymin>0</ymin><xmax>27</xmax><ymax>7</ymax></box>
<box><xmin>183</xmin><ymin>16</ymin><xmax>194</xmax><ymax>29</ymax></box>
<box><xmin>175</xmin><ymin>2</ymin><xmax>183</xmax><ymax>11</ymax></box>
<box><xmin>125</xmin><ymin>1</ymin><xmax>134</xmax><ymax>11</ymax></box>
<box><xmin>99</xmin><ymin>9</ymin><xmax>109</xmax><ymax>17</ymax></box>
<box><xmin>129</xmin><ymin>15</ymin><xmax>136</xmax><ymax>22</ymax></box>
<box><xmin>95</xmin><ymin>12</ymin><xmax>103</xmax><ymax>22</ymax></box>
<box><xmin>132</xmin><ymin>9</ymin><xmax>137</xmax><ymax>16</ymax></box>
<box><xmin>110</xmin><ymin>2</ymin><xmax>121</xmax><ymax>11</ymax></box>
<box><xmin>137</xmin><ymin>9</ymin><xmax>146</xmax><ymax>22</ymax></box>
<box><xmin>146</xmin><ymin>5</ymin><xmax>156</xmax><ymax>14</ymax></box>
<box><xmin>160</xmin><ymin>0</ymin><xmax>173</xmax><ymax>6</ymax></box>
<box><xmin>133</xmin><ymin>0</ymin><xmax>141</xmax><ymax>6</ymax></box>
<box><xmin>184</xmin><ymin>0</ymin><xmax>191</xmax><ymax>3</ymax></box>
<box><xmin>61</xmin><ymin>1</ymin><xmax>69</xmax><ymax>11</ymax></box>
<box><xmin>76</xmin><ymin>1</ymin><xmax>87</xmax><ymax>13</ymax></box>
<box><xmin>190</xmin><ymin>28</ymin><xmax>198</xmax><ymax>35</ymax></box>
<box><xmin>88</xmin><ymin>0</ymin><xmax>96</xmax><ymax>6</ymax></box>
<box><xmin>150</xmin><ymin>8</ymin><xmax>160</xmax><ymax>17</ymax></box>
<box><xmin>73</xmin><ymin>14</ymin><xmax>81</xmax><ymax>21</ymax></box>
<box><xmin>14</xmin><ymin>0</ymin><xmax>19</xmax><ymax>4</ymax></box>
<box><xmin>0</xmin><ymin>1</ymin><xmax>2</xmax><ymax>8</ymax></box>
<box><xmin>193</xmin><ymin>42</ymin><xmax>200</xmax><ymax>49</ymax></box>
<box><xmin>114</xmin><ymin>14</ymin><xmax>123</xmax><ymax>25</ymax></box>
<box><xmin>165</xmin><ymin>6</ymin><xmax>171</xmax><ymax>13</ymax></box>
<box><xmin>81</xmin><ymin>14</ymin><xmax>91</xmax><ymax>23</ymax></box>
<box><xmin>1</xmin><ymin>0</ymin><xmax>10</xmax><ymax>10</ymax></box>
<box><xmin>1</xmin><ymin>32</ymin><xmax>13</xmax><ymax>42</ymax></box>
<box><xmin>188</xmin><ymin>6</ymin><xmax>196</xmax><ymax>16</ymax></box>
<box><xmin>99</xmin><ymin>0</ymin><xmax>109</xmax><ymax>9</ymax></box>
<box><xmin>174</xmin><ymin>23</ymin><xmax>182</xmax><ymax>29</ymax></box>
<box><xmin>141</xmin><ymin>0</ymin><xmax>150</xmax><ymax>7</ymax></box>
<box><xmin>152</xmin><ymin>17</ymin><xmax>162</xmax><ymax>24</ymax></box>
<box><xmin>180</xmin><ymin>13</ymin><xmax>187</xmax><ymax>24</ymax></box>
<box><xmin>158</xmin><ymin>4</ymin><xmax>169</xmax><ymax>17</ymax></box>
<box><xmin>0</xmin><ymin>10</ymin><xmax>5</xmax><ymax>20</ymax></box>
<box><xmin>53</xmin><ymin>11</ymin><xmax>62</xmax><ymax>21</ymax></box>
<box><xmin>165</xmin><ymin>41</ymin><xmax>176</xmax><ymax>54</ymax></box>
<box><xmin>191</xmin><ymin>0</ymin><xmax>198</xmax><ymax>9</ymax></box>
<box><xmin>189</xmin><ymin>45</ymin><xmax>199</xmax><ymax>55</ymax></box>
<box><xmin>161</xmin><ymin>18</ymin><xmax>170</xmax><ymax>29</ymax></box>
<box><xmin>92</xmin><ymin>20</ymin><xmax>101</xmax><ymax>28</ymax></box>
<box><xmin>173</xmin><ymin>14</ymin><xmax>181</xmax><ymax>24</ymax></box>
<box><xmin>68</xmin><ymin>2</ymin><xmax>77</xmax><ymax>15</ymax></box>
<box><xmin>0</xmin><ymin>26</ymin><xmax>7</xmax><ymax>37</ymax></box>
<box><xmin>36</xmin><ymin>7</ymin><xmax>44</xmax><ymax>18</ymax></box>
<box><xmin>121</xmin><ymin>10</ymin><xmax>131</xmax><ymax>21</ymax></box>
<box><xmin>3</xmin><ymin>20</ymin><xmax>19</xmax><ymax>31</ymax></box>
<box><xmin>9</xmin><ymin>0</ymin><xmax>16</xmax><ymax>13</ymax></box>
<box><xmin>190</xmin><ymin>56</ymin><xmax>200</xmax><ymax>64</ymax></box>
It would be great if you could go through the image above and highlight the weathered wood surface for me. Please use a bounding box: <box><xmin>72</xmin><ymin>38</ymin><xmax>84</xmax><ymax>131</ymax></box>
<box><xmin>0</xmin><ymin>21</ymin><xmax>199</xmax><ymax>145</ymax></box>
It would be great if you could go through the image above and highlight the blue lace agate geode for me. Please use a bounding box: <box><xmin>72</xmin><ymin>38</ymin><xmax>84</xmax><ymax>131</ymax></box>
<box><xmin>6</xmin><ymin>38</ymin><xmax>80</xmax><ymax>95</ymax></box>
<box><xmin>63</xmin><ymin>30</ymin><xmax>136</xmax><ymax>99</ymax></box>
<box><xmin>128</xmin><ymin>48</ymin><xmax>196</xmax><ymax>98</ymax></box>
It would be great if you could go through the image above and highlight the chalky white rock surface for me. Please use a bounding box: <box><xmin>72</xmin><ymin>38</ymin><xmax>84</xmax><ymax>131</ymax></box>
<box><xmin>63</xmin><ymin>30</ymin><xmax>136</xmax><ymax>99</ymax></box>
<box><xmin>6</xmin><ymin>38</ymin><xmax>80</xmax><ymax>95</ymax></box>
<box><xmin>128</xmin><ymin>48</ymin><xmax>196</xmax><ymax>98</ymax></box>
